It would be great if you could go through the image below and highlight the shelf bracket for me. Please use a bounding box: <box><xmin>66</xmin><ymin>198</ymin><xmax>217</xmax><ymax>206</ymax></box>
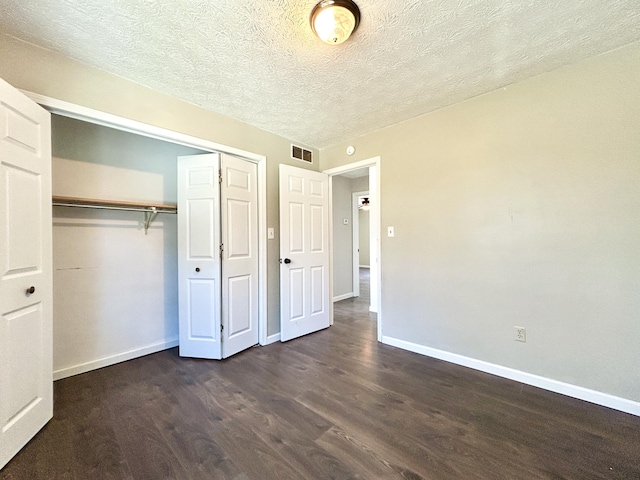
<box><xmin>144</xmin><ymin>207</ymin><xmax>159</xmax><ymax>235</ymax></box>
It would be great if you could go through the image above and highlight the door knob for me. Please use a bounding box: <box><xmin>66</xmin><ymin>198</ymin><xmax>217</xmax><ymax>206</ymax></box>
<box><xmin>283</xmin><ymin>258</ymin><xmax>292</xmax><ymax>264</ymax></box>
<box><xmin>195</xmin><ymin>267</ymin><xmax>200</xmax><ymax>272</ymax></box>
<box><xmin>26</xmin><ymin>286</ymin><xmax>35</xmax><ymax>295</ymax></box>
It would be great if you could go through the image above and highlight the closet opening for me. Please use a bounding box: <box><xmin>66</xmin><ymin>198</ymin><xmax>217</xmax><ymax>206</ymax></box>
<box><xmin>28</xmin><ymin>93</ymin><xmax>268</xmax><ymax>380</ymax></box>
<box><xmin>51</xmin><ymin>114</ymin><xmax>208</xmax><ymax>379</ymax></box>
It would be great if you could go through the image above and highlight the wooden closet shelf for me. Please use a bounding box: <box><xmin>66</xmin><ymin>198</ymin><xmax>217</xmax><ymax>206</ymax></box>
<box><xmin>52</xmin><ymin>196</ymin><xmax>176</xmax><ymax>234</ymax></box>
<box><xmin>52</xmin><ymin>196</ymin><xmax>177</xmax><ymax>213</ymax></box>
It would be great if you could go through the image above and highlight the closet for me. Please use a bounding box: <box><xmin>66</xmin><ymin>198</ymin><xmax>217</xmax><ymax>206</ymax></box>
<box><xmin>51</xmin><ymin>115</ymin><xmax>260</xmax><ymax>378</ymax></box>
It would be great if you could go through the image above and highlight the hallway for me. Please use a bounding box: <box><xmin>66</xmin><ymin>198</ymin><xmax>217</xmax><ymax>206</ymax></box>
<box><xmin>333</xmin><ymin>267</ymin><xmax>376</xmax><ymax>340</ymax></box>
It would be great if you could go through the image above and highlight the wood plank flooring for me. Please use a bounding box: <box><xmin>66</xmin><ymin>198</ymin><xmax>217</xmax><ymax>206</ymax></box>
<box><xmin>2</xmin><ymin>269</ymin><xmax>639</xmax><ymax>479</ymax></box>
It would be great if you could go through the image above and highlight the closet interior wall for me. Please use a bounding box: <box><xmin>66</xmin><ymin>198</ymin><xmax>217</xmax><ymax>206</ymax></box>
<box><xmin>51</xmin><ymin>114</ymin><xmax>206</xmax><ymax>379</ymax></box>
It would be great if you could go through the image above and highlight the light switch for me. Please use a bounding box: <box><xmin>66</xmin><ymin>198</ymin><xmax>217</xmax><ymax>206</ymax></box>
<box><xmin>268</xmin><ymin>228</ymin><xmax>275</xmax><ymax>239</ymax></box>
<box><xmin>343</xmin><ymin>218</ymin><xmax>349</xmax><ymax>225</ymax></box>
<box><xmin>387</xmin><ymin>226</ymin><xmax>395</xmax><ymax>237</ymax></box>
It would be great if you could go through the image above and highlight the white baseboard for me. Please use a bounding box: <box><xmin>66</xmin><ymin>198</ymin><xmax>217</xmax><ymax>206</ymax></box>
<box><xmin>382</xmin><ymin>336</ymin><xmax>640</xmax><ymax>417</ymax></box>
<box><xmin>266</xmin><ymin>333</ymin><xmax>281</xmax><ymax>345</ymax></box>
<box><xmin>333</xmin><ymin>292</ymin><xmax>354</xmax><ymax>302</ymax></box>
<box><xmin>53</xmin><ymin>339</ymin><xmax>179</xmax><ymax>381</ymax></box>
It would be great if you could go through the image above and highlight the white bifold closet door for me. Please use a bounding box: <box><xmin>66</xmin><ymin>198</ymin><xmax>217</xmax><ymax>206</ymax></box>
<box><xmin>177</xmin><ymin>153</ymin><xmax>258</xmax><ymax>359</ymax></box>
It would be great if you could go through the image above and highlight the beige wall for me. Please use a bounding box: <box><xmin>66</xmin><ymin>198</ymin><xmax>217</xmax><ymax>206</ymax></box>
<box><xmin>1</xmin><ymin>33</ymin><xmax>318</xmax><ymax>337</ymax></box>
<box><xmin>321</xmin><ymin>42</ymin><xmax>640</xmax><ymax>402</ymax></box>
<box><xmin>332</xmin><ymin>175</ymin><xmax>372</xmax><ymax>299</ymax></box>
<box><xmin>332</xmin><ymin>176</ymin><xmax>354</xmax><ymax>298</ymax></box>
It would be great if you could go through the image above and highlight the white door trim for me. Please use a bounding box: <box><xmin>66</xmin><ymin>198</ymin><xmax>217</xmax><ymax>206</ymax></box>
<box><xmin>21</xmin><ymin>91</ymin><xmax>264</xmax><ymax>162</ymax></box>
<box><xmin>324</xmin><ymin>157</ymin><xmax>382</xmax><ymax>342</ymax></box>
<box><xmin>351</xmin><ymin>190</ymin><xmax>369</xmax><ymax>297</ymax></box>
<box><xmin>20</xmin><ymin>91</ymin><xmax>270</xmax><ymax>347</ymax></box>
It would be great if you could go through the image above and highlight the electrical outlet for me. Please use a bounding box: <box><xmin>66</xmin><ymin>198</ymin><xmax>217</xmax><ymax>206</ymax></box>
<box><xmin>514</xmin><ymin>326</ymin><xmax>526</xmax><ymax>342</ymax></box>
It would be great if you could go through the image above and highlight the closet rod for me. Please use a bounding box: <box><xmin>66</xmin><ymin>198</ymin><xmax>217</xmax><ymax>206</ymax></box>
<box><xmin>51</xmin><ymin>195</ymin><xmax>177</xmax><ymax>213</ymax></box>
<box><xmin>51</xmin><ymin>202</ymin><xmax>175</xmax><ymax>213</ymax></box>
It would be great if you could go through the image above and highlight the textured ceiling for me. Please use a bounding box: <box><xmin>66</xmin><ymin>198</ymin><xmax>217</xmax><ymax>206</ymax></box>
<box><xmin>1</xmin><ymin>1</ymin><xmax>640</xmax><ymax>148</ymax></box>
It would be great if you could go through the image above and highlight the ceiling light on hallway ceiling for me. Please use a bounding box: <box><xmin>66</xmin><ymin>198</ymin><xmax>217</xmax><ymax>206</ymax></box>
<box><xmin>310</xmin><ymin>0</ymin><xmax>361</xmax><ymax>45</ymax></box>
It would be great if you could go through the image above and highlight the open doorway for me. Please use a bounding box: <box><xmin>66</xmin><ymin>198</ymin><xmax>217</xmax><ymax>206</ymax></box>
<box><xmin>325</xmin><ymin>157</ymin><xmax>381</xmax><ymax>341</ymax></box>
<box><xmin>330</xmin><ymin>169</ymin><xmax>369</xmax><ymax>302</ymax></box>
<box><xmin>352</xmin><ymin>190</ymin><xmax>370</xmax><ymax>298</ymax></box>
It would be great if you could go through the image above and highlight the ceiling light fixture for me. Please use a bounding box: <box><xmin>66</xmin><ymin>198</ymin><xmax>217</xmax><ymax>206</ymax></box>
<box><xmin>310</xmin><ymin>0</ymin><xmax>361</xmax><ymax>45</ymax></box>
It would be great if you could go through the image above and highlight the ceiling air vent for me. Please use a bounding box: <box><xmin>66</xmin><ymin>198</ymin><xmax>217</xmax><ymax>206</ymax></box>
<box><xmin>291</xmin><ymin>144</ymin><xmax>313</xmax><ymax>164</ymax></box>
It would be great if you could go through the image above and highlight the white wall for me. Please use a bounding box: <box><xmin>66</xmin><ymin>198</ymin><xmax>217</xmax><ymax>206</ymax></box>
<box><xmin>321</xmin><ymin>41</ymin><xmax>640</xmax><ymax>407</ymax></box>
<box><xmin>51</xmin><ymin>115</ymin><xmax>204</xmax><ymax>377</ymax></box>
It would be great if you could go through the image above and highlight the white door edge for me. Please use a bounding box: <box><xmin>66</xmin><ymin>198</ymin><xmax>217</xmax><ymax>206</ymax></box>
<box><xmin>324</xmin><ymin>157</ymin><xmax>382</xmax><ymax>342</ymax></box>
<box><xmin>25</xmin><ymin>92</ymin><xmax>270</xmax><ymax>349</ymax></box>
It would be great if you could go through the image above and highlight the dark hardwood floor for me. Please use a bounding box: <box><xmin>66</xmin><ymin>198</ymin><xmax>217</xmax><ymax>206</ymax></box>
<box><xmin>2</xmin><ymin>269</ymin><xmax>639</xmax><ymax>479</ymax></box>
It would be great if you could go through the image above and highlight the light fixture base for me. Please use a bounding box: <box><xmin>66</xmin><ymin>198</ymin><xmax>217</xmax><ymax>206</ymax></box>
<box><xmin>310</xmin><ymin>0</ymin><xmax>361</xmax><ymax>45</ymax></box>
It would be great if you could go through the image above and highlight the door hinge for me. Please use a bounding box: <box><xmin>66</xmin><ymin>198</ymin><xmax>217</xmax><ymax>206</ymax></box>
<box><xmin>219</xmin><ymin>243</ymin><xmax>224</xmax><ymax>258</ymax></box>
<box><xmin>219</xmin><ymin>170</ymin><xmax>223</xmax><ymax>184</ymax></box>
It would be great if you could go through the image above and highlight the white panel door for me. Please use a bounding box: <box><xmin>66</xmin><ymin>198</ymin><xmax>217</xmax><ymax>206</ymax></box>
<box><xmin>279</xmin><ymin>165</ymin><xmax>330</xmax><ymax>342</ymax></box>
<box><xmin>177</xmin><ymin>154</ymin><xmax>222</xmax><ymax>359</ymax></box>
<box><xmin>220</xmin><ymin>154</ymin><xmax>258</xmax><ymax>357</ymax></box>
<box><xmin>0</xmin><ymin>78</ymin><xmax>52</xmax><ymax>469</ymax></box>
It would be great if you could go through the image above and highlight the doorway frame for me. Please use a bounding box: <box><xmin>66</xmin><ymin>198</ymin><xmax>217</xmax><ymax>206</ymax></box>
<box><xmin>21</xmin><ymin>91</ymin><xmax>271</xmax><ymax>351</ymax></box>
<box><xmin>324</xmin><ymin>156</ymin><xmax>382</xmax><ymax>342</ymax></box>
